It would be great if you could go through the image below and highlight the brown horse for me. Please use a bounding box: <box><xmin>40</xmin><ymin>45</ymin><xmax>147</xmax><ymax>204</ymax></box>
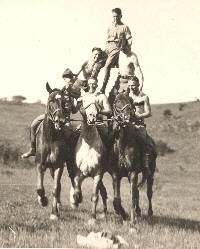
<box><xmin>108</xmin><ymin>92</ymin><xmax>157</xmax><ymax>223</ymax></box>
<box><xmin>69</xmin><ymin>96</ymin><xmax>108</xmax><ymax>224</ymax></box>
<box><xmin>35</xmin><ymin>83</ymin><xmax>73</xmax><ymax>220</ymax></box>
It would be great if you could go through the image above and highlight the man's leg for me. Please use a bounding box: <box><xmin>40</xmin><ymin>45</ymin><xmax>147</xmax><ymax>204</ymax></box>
<box><xmin>100</xmin><ymin>50</ymin><xmax>119</xmax><ymax>94</ymax></box>
<box><xmin>71</xmin><ymin>79</ymin><xmax>88</xmax><ymax>98</ymax></box>
<box><xmin>135</xmin><ymin>126</ymin><xmax>151</xmax><ymax>173</ymax></box>
<box><xmin>21</xmin><ymin>114</ymin><xmax>45</xmax><ymax>158</ymax></box>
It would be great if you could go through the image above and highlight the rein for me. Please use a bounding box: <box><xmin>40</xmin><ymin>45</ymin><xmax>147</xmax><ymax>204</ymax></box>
<box><xmin>114</xmin><ymin>103</ymin><xmax>131</xmax><ymax>114</ymax></box>
<box><xmin>46</xmin><ymin>108</ymin><xmax>62</xmax><ymax>123</ymax></box>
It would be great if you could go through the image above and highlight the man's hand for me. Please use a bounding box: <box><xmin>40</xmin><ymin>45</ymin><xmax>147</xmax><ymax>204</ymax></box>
<box><xmin>134</xmin><ymin>112</ymin><xmax>142</xmax><ymax>119</ymax></box>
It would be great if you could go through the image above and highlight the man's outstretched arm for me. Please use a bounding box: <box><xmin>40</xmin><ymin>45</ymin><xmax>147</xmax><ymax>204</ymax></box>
<box><xmin>132</xmin><ymin>53</ymin><xmax>144</xmax><ymax>91</ymax></box>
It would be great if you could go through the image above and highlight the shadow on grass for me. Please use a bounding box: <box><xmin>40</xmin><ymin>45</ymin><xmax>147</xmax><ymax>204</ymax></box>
<box><xmin>143</xmin><ymin>215</ymin><xmax>200</xmax><ymax>232</ymax></box>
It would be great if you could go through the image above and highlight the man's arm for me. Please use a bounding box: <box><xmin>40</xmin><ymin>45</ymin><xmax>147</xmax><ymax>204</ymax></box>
<box><xmin>98</xmin><ymin>94</ymin><xmax>112</xmax><ymax>116</ymax></box>
<box><xmin>125</xmin><ymin>26</ymin><xmax>132</xmax><ymax>46</ymax></box>
<box><xmin>132</xmin><ymin>53</ymin><xmax>144</xmax><ymax>91</ymax></box>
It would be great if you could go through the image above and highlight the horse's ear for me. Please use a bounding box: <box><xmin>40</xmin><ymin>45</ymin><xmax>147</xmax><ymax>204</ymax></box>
<box><xmin>46</xmin><ymin>82</ymin><xmax>53</xmax><ymax>94</ymax></box>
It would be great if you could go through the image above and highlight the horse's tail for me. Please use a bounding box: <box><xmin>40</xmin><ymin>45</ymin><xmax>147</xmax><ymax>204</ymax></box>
<box><xmin>137</xmin><ymin>171</ymin><xmax>146</xmax><ymax>188</ymax></box>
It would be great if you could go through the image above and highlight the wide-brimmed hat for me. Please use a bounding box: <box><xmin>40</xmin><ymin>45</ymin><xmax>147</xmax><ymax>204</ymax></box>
<box><xmin>62</xmin><ymin>68</ymin><xmax>76</xmax><ymax>78</ymax></box>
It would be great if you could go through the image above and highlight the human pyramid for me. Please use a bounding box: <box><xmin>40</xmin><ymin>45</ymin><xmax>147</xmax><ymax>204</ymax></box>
<box><xmin>21</xmin><ymin>8</ymin><xmax>157</xmax><ymax>222</ymax></box>
<box><xmin>22</xmin><ymin>7</ymin><xmax>154</xmax><ymax>160</ymax></box>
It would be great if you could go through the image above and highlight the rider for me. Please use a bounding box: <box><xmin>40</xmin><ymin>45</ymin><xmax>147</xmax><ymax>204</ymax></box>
<box><xmin>72</xmin><ymin>47</ymin><xmax>106</xmax><ymax>98</ymax></box>
<box><xmin>77</xmin><ymin>77</ymin><xmax>112</xmax><ymax>145</ymax></box>
<box><xmin>21</xmin><ymin>68</ymin><xmax>77</xmax><ymax>158</ymax></box>
<box><xmin>100</xmin><ymin>8</ymin><xmax>132</xmax><ymax>94</ymax></box>
<box><xmin>127</xmin><ymin>76</ymin><xmax>156</xmax><ymax>172</ymax></box>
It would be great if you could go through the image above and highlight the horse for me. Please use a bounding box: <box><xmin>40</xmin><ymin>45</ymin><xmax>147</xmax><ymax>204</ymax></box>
<box><xmin>108</xmin><ymin>92</ymin><xmax>157</xmax><ymax>223</ymax></box>
<box><xmin>35</xmin><ymin>83</ymin><xmax>73</xmax><ymax>220</ymax></box>
<box><xmin>69</xmin><ymin>93</ymin><xmax>108</xmax><ymax>224</ymax></box>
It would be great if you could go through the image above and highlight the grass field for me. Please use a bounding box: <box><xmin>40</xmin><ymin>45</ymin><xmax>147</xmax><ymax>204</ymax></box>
<box><xmin>0</xmin><ymin>100</ymin><xmax>200</xmax><ymax>248</ymax></box>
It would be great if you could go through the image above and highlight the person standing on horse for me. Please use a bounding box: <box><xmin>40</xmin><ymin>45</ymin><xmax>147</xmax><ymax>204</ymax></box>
<box><xmin>21</xmin><ymin>68</ymin><xmax>77</xmax><ymax>158</ymax></box>
<box><xmin>118</xmin><ymin>43</ymin><xmax>144</xmax><ymax>92</ymax></box>
<box><xmin>72</xmin><ymin>47</ymin><xmax>106</xmax><ymax>98</ymax></box>
<box><xmin>127</xmin><ymin>76</ymin><xmax>156</xmax><ymax>173</ymax></box>
<box><xmin>100</xmin><ymin>8</ymin><xmax>132</xmax><ymax>94</ymax></box>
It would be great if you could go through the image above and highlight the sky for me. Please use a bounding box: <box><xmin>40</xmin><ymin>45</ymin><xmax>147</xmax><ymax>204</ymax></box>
<box><xmin>0</xmin><ymin>0</ymin><xmax>200</xmax><ymax>104</ymax></box>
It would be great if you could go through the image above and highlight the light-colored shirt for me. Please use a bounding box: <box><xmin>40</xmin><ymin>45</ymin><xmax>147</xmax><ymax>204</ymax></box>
<box><xmin>106</xmin><ymin>22</ymin><xmax>132</xmax><ymax>53</ymax></box>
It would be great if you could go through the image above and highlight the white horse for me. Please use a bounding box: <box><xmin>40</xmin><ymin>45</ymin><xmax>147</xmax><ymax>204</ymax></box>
<box><xmin>70</xmin><ymin>91</ymin><xmax>108</xmax><ymax>223</ymax></box>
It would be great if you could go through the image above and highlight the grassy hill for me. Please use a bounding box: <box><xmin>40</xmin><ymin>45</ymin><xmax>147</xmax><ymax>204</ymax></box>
<box><xmin>0</xmin><ymin>100</ymin><xmax>199</xmax><ymax>248</ymax></box>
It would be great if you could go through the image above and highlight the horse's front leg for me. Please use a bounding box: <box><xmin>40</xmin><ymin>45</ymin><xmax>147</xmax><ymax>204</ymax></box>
<box><xmin>36</xmin><ymin>163</ymin><xmax>48</xmax><ymax>206</ymax></box>
<box><xmin>147</xmin><ymin>169</ymin><xmax>154</xmax><ymax>217</ymax></box>
<box><xmin>88</xmin><ymin>174</ymin><xmax>101</xmax><ymax>225</ymax></box>
<box><xmin>112</xmin><ymin>172</ymin><xmax>127</xmax><ymax>220</ymax></box>
<box><xmin>99</xmin><ymin>179</ymin><xmax>108</xmax><ymax>218</ymax></box>
<box><xmin>129</xmin><ymin>171</ymin><xmax>141</xmax><ymax>223</ymax></box>
<box><xmin>50</xmin><ymin>166</ymin><xmax>63</xmax><ymax>220</ymax></box>
<box><xmin>70</xmin><ymin>173</ymin><xmax>84</xmax><ymax>209</ymax></box>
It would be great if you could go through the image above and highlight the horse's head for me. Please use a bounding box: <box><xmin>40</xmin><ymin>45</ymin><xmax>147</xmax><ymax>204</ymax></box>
<box><xmin>78</xmin><ymin>91</ymin><xmax>99</xmax><ymax>126</ymax></box>
<box><xmin>46</xmin><ymin>82</ymin><xmax>69</xmax><ymax>130</ymax></box>
<box><xmin>113</xmin><ymin>92</ymin><xmax>134</xmax><ymax>127</ymax></box>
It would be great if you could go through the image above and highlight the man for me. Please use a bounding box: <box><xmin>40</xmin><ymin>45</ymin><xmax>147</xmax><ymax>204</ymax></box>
<box><xmin>78</xmin><ymin>77</ymin><xmax>112</xmax><ymax>144</ymax></box>
<box><xmin>72</xmin><ymin>47</ymin><xmax>106</xmax><ymax>98</ymax></box>
<box><xmin>127</xmin><ymin>76</ymin><xmax>156</xmax><ymax>172</ymax></box>
<box><xmin>21</xmin><ymin>68</ymin><xmax>77</xmax><ymax>158</ymax></box>
<box><xmin>100</xmin><ymin>8</ymin><xmax>132</xmax><ymax>93</ymax></box>
<box><xmin>118</xmin><ymin>44</ymin><xmax>144</xmax><ymax>92</ymax></box>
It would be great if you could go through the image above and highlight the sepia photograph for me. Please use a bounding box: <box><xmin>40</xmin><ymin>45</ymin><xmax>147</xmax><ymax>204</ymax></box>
<box><xmin>0</xmin><ymin>0</ymin><xmax>200</xmax><ymax>248</ymax></box>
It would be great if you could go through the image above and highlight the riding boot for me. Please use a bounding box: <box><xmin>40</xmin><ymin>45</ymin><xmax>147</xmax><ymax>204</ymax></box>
<box><xmin>21</xmin><ymin>141</ymin><xmax>36</xmax><ymax>158</ymax></box>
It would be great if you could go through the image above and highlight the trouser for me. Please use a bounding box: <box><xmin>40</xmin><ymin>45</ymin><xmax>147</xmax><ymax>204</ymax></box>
<box><xmin>135</xmin><ymin>125</ymin><xmax>148</xmax><ymax>152</ymax></box>
<box><xmin>101</xmin><ymin>48</ymin><xmax>120</xmax><ymax>92</ymax></box>
<box><xmin>30</xmin><ymin>114</ymin><xmax>45</xmax><ymax>146</ymax></box>
<box><xmin>134</xmin><ymin>124</ymin><xmax>156</xmax><ymax>156</ymax></box>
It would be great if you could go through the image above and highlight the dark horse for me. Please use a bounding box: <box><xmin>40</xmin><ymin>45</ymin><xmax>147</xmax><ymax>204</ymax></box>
<box><xmin>36</xmin><ymin>83</ymin><xmax>72</xmax><ymax>220</ymax></box>
<box><xmin>108</xmin><ymin>92</ymin><xmax>157</xmax><ymax>223</ymax></box>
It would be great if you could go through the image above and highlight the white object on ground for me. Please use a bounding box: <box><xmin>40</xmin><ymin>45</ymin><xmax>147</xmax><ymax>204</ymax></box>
<box><xmin>77</xmin><ymin>231</ymin><xmax>129</xmax><ymax>249</ymax></box>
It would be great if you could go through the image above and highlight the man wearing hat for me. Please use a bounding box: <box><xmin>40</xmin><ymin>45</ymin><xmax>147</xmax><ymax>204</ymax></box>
<box><xmin>21</xmin><ymin>69</ymin><xmax>77</xmax><ymax>158</ymax></box>
<box><xmin>127</xmin><ymin>76</ymin><xmax>156</xmax><ymax>173</ymax></box>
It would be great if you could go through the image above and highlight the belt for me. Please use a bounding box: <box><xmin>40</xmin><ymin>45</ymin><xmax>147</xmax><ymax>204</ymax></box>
<box><xmin>107</xmin><ymin>40</ymin><xmax>118</xmax><ymax>43</ymax></box>
<box><xmin>121</xmin><ymin>75</ymin><xmax>133</xmax><ymax>80</ymax></box>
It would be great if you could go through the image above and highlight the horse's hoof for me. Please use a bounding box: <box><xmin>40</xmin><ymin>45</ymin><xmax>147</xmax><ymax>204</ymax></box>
<box><xmin>99</xmin><ymin>213</ymin><xmax>107</xmax><ymax>220</ymax></box>
<box><xmin>70</xmin><ymin>203</ymin><xmax>78</xmax><ymax>210</ymax></box>
<box><xmin>38</xmin><ymin>196</ymin><xmax>48</xmax><ymax>207</ymax></box>
<box><xmin>148</xmin><ymin>209</ymin><xmax>153</xmax><ymax>217</ymax></box>
<box><xmin>57</xmin><ymin>202</ymin><xmax>62</xmax><ymax>211</ymax></box>
<box><xmin>87</xmin><ymin>218</ymin><xmax>97</xmax><ymax>226</ymax></box>
<box><xmin>136</xmin><ymin>208</ymin><xmax>141</xmax><ymax>217</ymax></box>
<box><xmin>50</xmin><ymin>214</ymin><xmax>59</xmax><ymax>221</ymax></box>
<box><xmin>129</xmin><ymin>227</ymin><xmax>138</xmax><ymax>234</ymax></box>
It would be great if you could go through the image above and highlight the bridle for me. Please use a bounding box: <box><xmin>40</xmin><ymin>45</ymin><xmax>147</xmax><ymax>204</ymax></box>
<box><xmin>113</xmin><ymin>95</ymin><xmax>135</xmax><ymax>127</ymax></box>
<box><xmin>79</xmin><ymin>100</ymin><xmax>101</xmax><ymax>126</ymax></box>
<box><xmin>46</xmin><ymin>93</ymin><xmax>69</xmax><ymax>127</ymax></box>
